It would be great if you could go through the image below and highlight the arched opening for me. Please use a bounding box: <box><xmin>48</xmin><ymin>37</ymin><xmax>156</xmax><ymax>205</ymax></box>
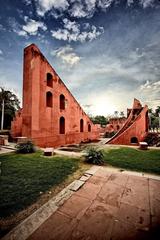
<box><xmin>146</xmin><ymin>111</ymin><xmax>149</xmax><ymax>132</ymax></box>
<box><xmin>117</xmin><ymin>125</ymin><xmax>120</xmax><ymax>130</ymax></box>
<box><xmin>59</xmin><ymin>117</ymin><xmax>65</xmax><ymax>134</ymax></box>
<box><xmin>88</xmin><ymin>124</ymin><xmax>91</xmax><ymax>132</ymax></box>
<box><xmin>47</xmin><ymin>73</ymin><xmax>53</xmax><ymax>87</ymax></box>
<box><xmin>60</xmin><ymin>94</ymin><xmax>65</xmax><ymax>110</ymax></box>
<box><xmin>46</xmin><ymin>91</ymin><xmax>52</xmax><ymax>107</ymax></box>
<box><xmin>130</xmin><ymin>137</ymin><xmax>138</xmax><ymax>144</ymax></box>
<box><xmin>80</xmin><ymin>119</ymin><xmax>84</xmax><ymax>132</ymax></box>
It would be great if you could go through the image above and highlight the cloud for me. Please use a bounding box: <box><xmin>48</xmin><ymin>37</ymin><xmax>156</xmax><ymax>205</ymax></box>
<box><xmin>69</xmin><ymin>0</ymin><xmax>97</xmax><ymax>18</ymax></box>
<box><xmin>22</xmin><ymin>18</ymin><xmax>47</xmax><ymax>35</ymax></box>
<box><xmin>139</xmin><ymin>0</ymin><xmax>155</xmax><ymax>8</ymax></box>
<box><xmin>29</xmin><ymin>0</ymin><xmax>158</xmax><ymax>18</ymax></box>
<box><xmin>97</xmin><ymin>0</ymin><xmax>114</xmax><ymax>9</ymax></box>
<box><xmin>24</xmin><ymin>0</ymin><xmax>32</xmax><ymax>5</ymax></box>
<box><xmin>0</xmin><ymin>50</ymin><xmax>3</xmax><ymax>55</ymax></box>
<box><xmin>0</xmin><ymin>24</ymin><xmax>6</xmax><ymax>31</ymax></box>
<box><xmin>140</xmin><ymin>80</ymin><xmax>160</xmax><ymax>90</ymax></box>
<box><xmin>51</xmin><ymin>18</ymin><xmax>104</xmax><ymax>42</ymax></box>
<box><xmin>7</xmin><ymin>16</ymin><xmax>47</xmax><ymax>36</ymax></box>
<box><xmin>51</xmin><ymin>45</ymin><xmax>81</xmax><ymax>66</ymax></box>
<box><xmin>36</xmin><ymin>0</ymin><xmax>69</xmax><ymax>16</ymax></box>
<box><xmin>139</xmin><ymin>80</ymin><xmax>160</xmax><ymax>108</ymax></box>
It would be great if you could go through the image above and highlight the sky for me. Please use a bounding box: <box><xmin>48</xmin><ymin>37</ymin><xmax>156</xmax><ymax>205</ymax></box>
<box><xmin>0</xmin><ymin>0</ymin><xmax>160</xmax><ymax>116</ymax></box>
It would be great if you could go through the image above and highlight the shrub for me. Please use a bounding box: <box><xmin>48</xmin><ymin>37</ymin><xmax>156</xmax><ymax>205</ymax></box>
<box><xmin>104</xmin><ymin>131</ymin><xmax>116</xmax><ymax>138</ymax></box>
<box><xmin>144</xmin><ymin>133</ymin><xmax>160</xmax><ymax>146</ymax></box>
<box><xmin>84</xmin><ymin>147</ymin><xmax>104</xmax><ymax>165</ymax></box>
<box><xmin>16</xmin><ymin>141</ymin><xmax>36</xmax><ymax>154</ymax></box>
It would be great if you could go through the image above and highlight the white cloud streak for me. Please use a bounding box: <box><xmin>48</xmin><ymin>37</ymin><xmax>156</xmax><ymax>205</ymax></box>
<box><xmin>139</xmin><ymin>0</ymin><xmax>155</xmax><ymax>8</ymax></box>
<box><xmin>33</xmin><ymin>0</ymin><xmax>157</xmax><ymax>17</ymax></box>
<box><xmin>36</xmin><ymin>0</ymin><xmax>69</xmax><ymax>16</ymax></box>
<box><xmin>51</xmin><ymin>18</ymin><xmax>104</xmax><ymax>42</ymax></box>
<box><xmin>8</xmin><ymin>17</ymin><xmax>47</xmax><ymax>36</ymax></box>
<box><xmin>22</xmin><ymin>18</ymin><xmax>47</xmax><ymax>35</ymax></box>
<box><xmin>51</xmin><ymin>45</ymin><xmax>81</xmax><ymax>66</ymax></box>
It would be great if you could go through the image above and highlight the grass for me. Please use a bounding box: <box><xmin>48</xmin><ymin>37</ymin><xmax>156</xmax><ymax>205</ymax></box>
<box><xmin>103</xmin><ymin>147</ymin><xmax>160</xmax><ymax>175</ymax></box>
<box><xmin>0</xmin><ymin>151</ymin><xmax>79</xmax><ymax>218</ymax></box>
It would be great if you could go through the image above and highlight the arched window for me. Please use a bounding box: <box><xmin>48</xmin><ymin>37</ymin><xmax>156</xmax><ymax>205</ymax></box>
<box><xmin>88</xmin><ymin>124</ymin><xmax>91</xmax><ymax>132</ymax></box>
<box><xmin>60</xmin><ymin>94</ymin><xmax>65</xmax><ymax>110</ymax></box>
<box><xmin>80</xmin><ymin>119</ymin><xmax>84</xmax><ymax>132</ymax></box>
<box><xmin>47</xmin><ymin>73</ymin><xmax>53</xmax><ymax>87</ymax></box>
<box><xmin>130</xmin><ymin>137</ymin><xmax>138</xmax><ymax>144</ymax></box>
<box><xmin>117</xmin><ymin>125</ymin><xmax>120</xmax><ymax>130</ymax></box>
<box><xmin>146</xmin><ymin>111</ymin><xmax>149</xmax><ymax>131</ymax></box>
<box><xmin>60</xmin><ymin>117</ymin><xmax>65</xmax><ymax>134</ymax></box>
<box><xmin>46</xmin><ymin>91</ymin><xmax>52</xmax><ymax>107</ymax></box>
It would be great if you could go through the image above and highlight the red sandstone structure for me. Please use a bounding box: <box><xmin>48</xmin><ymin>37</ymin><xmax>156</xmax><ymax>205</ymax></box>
<box><xmin>106</xmin><ymin>99</ymin><xmax>149</xmax><ymax>145</ymax></box>
<box><xmin>105</xmin><ymin>117</ymin><xmax>126</xmax><ymax>133</ymax></box>
<box><xmin>11</xmin><ymin>44</ymin><xmax>99</xmax><ymax>147</ymax></box>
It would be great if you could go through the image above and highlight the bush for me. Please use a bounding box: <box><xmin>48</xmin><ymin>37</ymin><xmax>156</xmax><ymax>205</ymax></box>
<box><xmin>104</xmin><ymin>131</ymin><xmax>116</xmax><ymax>138</ymax></box>
<box><xmin>16</xmin><ymin>141</ymin><xmax>36</xmax><ymax>154</ymax></box>
<box><xmin>144</xmin><ymin>133</ymin><xmax>160</xmax><ymax>146</ymax></box>
<box><xmin>84</xmin><ymin>147</ymin><xmax>104</xmax><ymax>165</ymax></box>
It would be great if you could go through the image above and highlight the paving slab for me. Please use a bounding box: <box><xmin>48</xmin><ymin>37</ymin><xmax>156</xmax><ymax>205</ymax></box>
<box><xmin>3</xmin><ymin>166</ymin><xmax>160</xmax><ymax>240</ymax></box>
<box><xmin>74</xmin><ymin>200</ymin><xmax>114</xmax><ymax>240</ymax></box>
<box><xmin>111</xmin><ymin>219</ymin><xmax>150</xmax><ymax>240</ymax></box>
<box><xmin>97</xmin><ymin>181</ymin><xmax>125</xmax><ymax>207</ymax></box>
<box><xmin>58</xmin><ymin>194</ymin><xmax>92</xmax><ymax>219</ymax></box>
<box><xmin>75</xmin><ymin>181</ymin><xmax>102</xmax><ymax>201</ymax></box>
<box><xmin>68</xmin><ymin>180</ymin><xmax>84</xmax><ymax>191</ymax></box>
<box><xmin>85</xmin><ymin>166</ymin><xmax>100</xmax><ymax>175</ymax></box>
<box><xmin>121</xmin><ymin>176</ymin><xmax>150</xmax><ymax>210</ymax></box>
<box><xmin>79</xmin><ymin>173</ymin><xmax>91</xmax><ymax>182</ymax></box>
<box><xmin>87</xmin><ymin>175</ymin><xmax>109</xmax><ymax>187</ymax></box>
<box><xmin>149</xmin><ymin>179</ymin><xmax>160</xmax><ymax>228</ymax></box>
<box><xmin>116</xmin><ymin>202</ymin><xmax>150</xmax><ymax>229</ymax></box>
<box><xmin>107</xmin><ymin>172</ymin><xmax>129</xmax><ymax>186</ymax></box>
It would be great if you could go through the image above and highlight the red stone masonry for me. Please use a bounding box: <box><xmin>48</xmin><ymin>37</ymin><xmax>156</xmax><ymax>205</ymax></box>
<box><xmin>106</xmin><ymin>99</ymin><xmax>149</xmax><ymax>145</ymax></box>
<box><xmin>11</xmin><ymin>44</ymin><xmax>99</xmax><ymax>147</ymax></box>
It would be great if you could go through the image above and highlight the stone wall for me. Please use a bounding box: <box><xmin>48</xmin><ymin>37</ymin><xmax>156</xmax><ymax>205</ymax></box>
<box><xmin>11</xmin><ymin>44</ymin><xmax>99</xmax><ymax>147</ymax></box>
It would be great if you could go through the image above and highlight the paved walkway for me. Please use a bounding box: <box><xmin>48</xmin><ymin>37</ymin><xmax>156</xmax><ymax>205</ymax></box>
<box><xmin>25</xmin><ymin>167</ymin><xmax>160</xmax><ymax>240</ymax></box>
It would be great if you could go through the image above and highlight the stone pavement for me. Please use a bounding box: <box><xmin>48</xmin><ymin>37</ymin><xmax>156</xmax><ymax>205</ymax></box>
<box><xmin>26</xmin><ymin>167</ymin><xmax>160</xmax><ymax>240</ymax></box>
<box><xmin>2</xmin><ymin>166</ymin><xmax>160</xmax><ymax>240</ymax></box>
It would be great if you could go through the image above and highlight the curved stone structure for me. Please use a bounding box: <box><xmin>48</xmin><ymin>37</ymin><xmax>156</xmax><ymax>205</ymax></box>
<box><xmin>106</xmin><ymin>99</ymin><xmax>149</xmax><ymax>145</ymax></box>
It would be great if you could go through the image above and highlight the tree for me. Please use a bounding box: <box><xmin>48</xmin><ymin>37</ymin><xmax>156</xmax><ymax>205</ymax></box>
<box><xmin>90</xmin><ymin>115</ymin><xmax>108</xmax><ymax>127</ymax></box>
<box><xmin>114</xmin><ymin>111</ymin><xmax>119</xmax><ymax>118</ymax></box>
<box><xmin>0</xmin><ymin>87</ymin><xmax>20</xmax><ymax>130</ymax></box>
<box><xmin>152</xmin><ymin>117</ymin><xmax>159</xmax><ymax>131</ymax></box>
<box><xmin>120</xmin><ymin>111</ymin><xmax>124</xmax><ymax>118</ymax></box>
<box><xmin>155</xmin><ymin>106</ymin><xmax>160</xmax><ymax>117</ymax></box>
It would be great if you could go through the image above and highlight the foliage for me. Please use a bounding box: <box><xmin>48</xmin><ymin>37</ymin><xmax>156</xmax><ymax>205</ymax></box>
<box><xmin>114</xmin><ymin>111</ymin><xmax>118</xmax><ymax>117</ymax></box>
<box><xmin>85</xmin><ymin>147</ymin><xmax>104</xmax><ymax>165</ymax></box>
<box><xmin>0</xmin><ymin>87</ymin><xmax>20</xmax><ymax>129</ymax></box>
<box><xmin>120</xmin><ymin>111</ymin><xmax>124</xmax><ymax>117</ymax></box>
<box><xmin>149</xmin><ymin>106</ymin><xmax>160</xmax><ymax>130</ymax></box>
<box><xmin>103</xmin><ymin>147</ymin><xmax>160</xmax><ymax>175</ymax></box>
<box><xmin>90</xmin><ymin>115</ymin><xmax>108</xmax><ymax>127</ymax></box>
<box><xmin>155</xmin><ymin>106</ymin><xmax>160</xmax><ymax>117</ymax></box>
<box><xmin>16</xmin><ymin>141</ymin><xmax>35</xmax><ymax>154</ymax></box>
<box><xmin>104</xmin><ymin>131</ymin><xmax>116</xmax><ymax>138</ymax></box>
<box><xmin>0</xmin><ymin>151</ymin><xmax>79</xmax><ymax>218</ymax></box>
<box><xmin>144</xmin><ymin>133</ymin><xmax>160</xmax><ymax>146</ymax></box>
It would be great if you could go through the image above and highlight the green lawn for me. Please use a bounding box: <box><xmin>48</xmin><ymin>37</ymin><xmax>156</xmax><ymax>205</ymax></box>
<box><xmin>103</xmin><ymin>147</ymin><xmax>160</xmax><ymax>175</ymax></box>
<box><xmin>0</xmin><ymin>151</ymin><xmax>79</xmax><ymax>218</ymax></box>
